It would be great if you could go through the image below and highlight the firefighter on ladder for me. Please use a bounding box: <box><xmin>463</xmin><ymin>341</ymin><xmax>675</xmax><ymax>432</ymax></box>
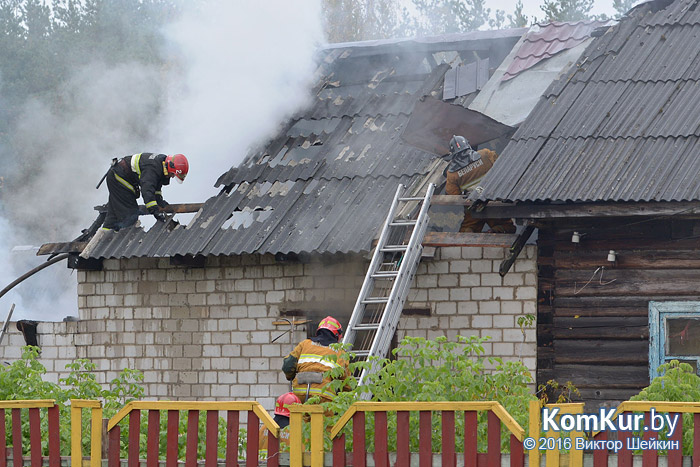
<box><xmin>445</xmin><ymin>136</ymin><xmax>516</xmax><ymax>234</ymax></box>
<box><xmin>282</xmin><ymin>316</ymin><xmax>350</xmax><ymax>403</ymax></box>
<box><xmin>100</xmin><ymin>153</ymin><xmax>189</xmax><ymax>231</ymax></box>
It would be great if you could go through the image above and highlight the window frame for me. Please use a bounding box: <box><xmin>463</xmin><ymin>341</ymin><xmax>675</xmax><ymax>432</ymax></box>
<box><xmin>648</xmin><ymin>301</ymin><xmax>700</xmax><ymax>381</ymax></box>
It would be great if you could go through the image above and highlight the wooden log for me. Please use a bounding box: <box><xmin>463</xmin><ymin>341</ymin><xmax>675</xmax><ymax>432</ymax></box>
<box><xmin>549</xmin><ymin>364</ymin><xmax>649</xmax><ymax>388</ymax></box>
<box><xmin>555</xmin><ymin>269</ymin><xmax>700</xmax><ymax>297</ymax></box>
<box><xmin>555</xmin><ymin>307</ymin><xmax>648</xmax><ymax>317</ymax></box>
<box><xmin>554</xmin><ymin>340</ymin><xmax>648</xmax><ymax>364</ymax></box>
<box><xmin>554</xmin><ymin>249</ymin><xmax>700</xmax><ymax>269</ymax></box>
<box><xmin>552</xmin><ymin>316</ymin><xmax>648</xmax><ymax>340</ymax></box>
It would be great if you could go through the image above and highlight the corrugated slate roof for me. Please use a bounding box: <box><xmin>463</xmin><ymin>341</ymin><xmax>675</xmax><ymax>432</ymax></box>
<box><xmin>88</xmin><ymin>30</ymin><xmax>523</xmax><ymax>259</ymax></box>
<box><xmin>502</xmin><ymin>20</ymin><xmax>610</xmax><ymax>81</ymax></box>
<box><xmin>476</xmin><ymin>0</ymin><xmax>700</xmax><ymax>203</ymax></box>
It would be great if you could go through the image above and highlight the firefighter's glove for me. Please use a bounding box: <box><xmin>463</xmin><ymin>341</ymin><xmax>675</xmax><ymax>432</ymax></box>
<box><xmin>149</xmin><ymin>206</ymin><xmax>166</xmax><ymax>222</ymax></box>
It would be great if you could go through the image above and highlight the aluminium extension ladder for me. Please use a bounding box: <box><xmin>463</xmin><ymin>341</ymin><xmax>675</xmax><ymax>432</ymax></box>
<box><xmin>343</xmin><ymin>183</ymin><xmax>435</xmax><ymax>388</ymax></box>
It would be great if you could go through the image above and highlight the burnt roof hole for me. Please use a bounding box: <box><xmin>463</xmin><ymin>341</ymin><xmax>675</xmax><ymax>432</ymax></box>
<box><xmin>222</xmin><ymin>208</ymin><xmax>273</xmax><ymax>230</ymax></box>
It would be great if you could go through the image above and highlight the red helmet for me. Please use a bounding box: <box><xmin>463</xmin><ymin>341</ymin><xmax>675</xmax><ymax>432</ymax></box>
<box><xmin>165</xmin><ymin>154</ymin><xmax>189</xmax><ymax>183</ymax></box>
<box><xmin>317</xmin><ymin>316</ymin><xmax>343</xmax><ymax>338</ymax></box>
<box><xmin>274</xmin><ymin>392</ymin><xmax>301</xmax><ymax>417</ymax></box>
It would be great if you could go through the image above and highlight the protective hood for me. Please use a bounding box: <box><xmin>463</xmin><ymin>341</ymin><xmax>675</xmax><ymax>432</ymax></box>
<box><xmin>448</xmin><ymin>149</ymin><xmax>481</xmax><ymax>172</ymax></box>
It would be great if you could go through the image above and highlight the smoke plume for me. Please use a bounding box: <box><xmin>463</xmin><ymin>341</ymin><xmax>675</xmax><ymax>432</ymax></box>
<box><xmin>0</xmin><ymin>0</ymin><xmax>324</xmax><ymax>321</ymax></box>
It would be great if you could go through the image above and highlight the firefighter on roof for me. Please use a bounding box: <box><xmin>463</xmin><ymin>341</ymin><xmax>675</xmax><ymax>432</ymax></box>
<box><xmin>101</xmin><ymin>153</ymin><xmax>188</xmax><ymax>230</ymax></box>
<box><xmin>445</xmin><ymin>136</ymin><xmax>516</xmax><ymax>234</ymax></box>
<box><xmin>282</xmin><ymin>316</ymin><xmax>350</xmax><ymax>403</ymax></box>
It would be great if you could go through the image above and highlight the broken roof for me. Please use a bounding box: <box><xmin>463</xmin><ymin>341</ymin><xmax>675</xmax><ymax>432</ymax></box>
<box><xmin>86</xmin><ymin>29</ymin><xmax>524</xmax><ymax>260</ymax></box>
<box><xmin>476</xmin><ymin>0</ymin><xmax>700</xmax><ymax>204</ymax></box>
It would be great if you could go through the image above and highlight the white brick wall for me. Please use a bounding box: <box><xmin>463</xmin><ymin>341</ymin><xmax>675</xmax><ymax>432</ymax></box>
<box><xmin>9</xmin><ymin>247</ymin><xmax>536</xmax><ymax>412</ymax></box>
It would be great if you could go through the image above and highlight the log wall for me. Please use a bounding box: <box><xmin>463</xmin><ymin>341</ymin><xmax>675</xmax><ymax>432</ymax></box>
<box><xmin>537</xmin><ymin>218</ymin><xmax>700</xmax><ymax>408</ymax></box>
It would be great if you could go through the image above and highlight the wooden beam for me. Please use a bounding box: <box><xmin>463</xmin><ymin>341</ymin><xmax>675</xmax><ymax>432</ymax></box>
<box><xmin>37</xmin><ymin>242</ymin><xmax>88</xmax><ymax>256</ymax></box>
<box><xmin>476</xmin><ymin>201</ymin><xmax>700</xmax><ymax>219</ymax></box>
<box><xmin>422</xmin><ymin>232</ymin><xmax>518</xmax><ymax>247</ymax></box>
<box><xmin>93</xmin><ymin>203</ymin><xmax>203</xmax><ymax>214</ymax></box>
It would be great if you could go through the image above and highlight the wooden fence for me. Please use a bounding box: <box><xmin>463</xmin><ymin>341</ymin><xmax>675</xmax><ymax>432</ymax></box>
<box><xmin>2</xmin><ymin>399</ymin><xmax>700</xmax><ymax>467</ymax></box>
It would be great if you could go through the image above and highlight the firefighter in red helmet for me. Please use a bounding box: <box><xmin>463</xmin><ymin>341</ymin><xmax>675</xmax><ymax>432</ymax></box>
<box><xmin>101</xmin><ymin>153</ymin><xmax>189</xmax><ymax>230</ymax></box>
<box><xmin>282</xmin><ymin>316</ymin><xmax>351</xmax><ymax>403</ymax></box>
<box><xmin>258</xmin><ymin>392</ymin><xmax>300</xmax><ymax>460</ymax></box>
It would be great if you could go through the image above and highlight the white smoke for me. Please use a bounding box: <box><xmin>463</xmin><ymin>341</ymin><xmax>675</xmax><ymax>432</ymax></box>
<box><xmin>0</xmin><ymin>1</ymin><xmax>324</xmax><ymax>321</ymax></box>
<box><xmin>161</xmin><ymin>0</ymin><xmax>324</xmax><ymax>203</ymax></box>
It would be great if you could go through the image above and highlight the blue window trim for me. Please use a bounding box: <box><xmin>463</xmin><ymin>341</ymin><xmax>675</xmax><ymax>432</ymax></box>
<box><xmin>648</xmin><ymin>301</ymin><xmax>700</xmax><ymax>381</ymax></box>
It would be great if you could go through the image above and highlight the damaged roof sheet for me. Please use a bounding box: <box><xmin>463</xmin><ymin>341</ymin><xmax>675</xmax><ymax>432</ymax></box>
<box><xmin>476</xmin><ymin>0</ymin><xmax>700</xmax><ymax>203</ymax></box>
<box><xmin>88</xmin><ymin>30</ymin><xmax>523</xmax><ymax>260</ymax></box>
<box><xmin>502</xmin><ymin>20</ymin><xmax>610</xmax><ymax>81</ymax></box>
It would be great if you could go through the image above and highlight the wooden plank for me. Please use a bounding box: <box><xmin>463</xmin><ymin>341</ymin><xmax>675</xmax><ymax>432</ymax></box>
<box><xmin>166</xmin><ymin>410</ymin><xmax>179</xmax><ymax>467</ymax></box>
<box><xmin>487</xmin><ymin>411</ymin><xmax>500</xmax><ymax>467</ymax></box>
<box><xmin>374</xmin><ymin>412</ymin><xmax>388</xmax><ymax>467</ymax></box>
<box><xmin>442</xmin><ymin>411</ymin><xmax>456</xmax><ymax>467</ymax></box>
<box><xmin>553</xmin><ymin>295</ymin><xmax>700</xmax><ymax>308</ymax></box>
<box><xmin>617</xmin><ymin>416</ymin><xmax>632</xmax><ymax>467</ymax></box>
<box><xmin>0</xmin><ymin>409</ymin><xmax>5</xmax><ymax>467</ymax></box>
<box><xmin>185</xmin><ymin>411</ymin><xmax>198</xmax><ymax>467</ymax></box>
<box><xmin>353</xmin><ymin>412</ymin><xmax>366</xmax><ymax>467</ymax></box>
<box><xmin>29</xmin><ymin>408</ymin><xmax>41</xmax><ymax>467</ymax></box>
<box><xmin>128</xmin><ymin>410</ymin><xmax>140</xmax><ymax>467</ymax></box>
<box><xmin>419</xmin><ymin>411</ymin><xmax>431</xmax><ymax>467</ymax></box>
<box><xmin>224</xmin><ymin>411</ymin><xmax>237</xmax><ymax>467</ymax></box>
<box><xmin>423</xmin><ymin>232</ymin><xmax>517</xmax><ymax>248</ymax></box>
<box><xmin>333</xmin><ymin>434</ymin><xmax>345</xmax><ymax>467</ymax></box>
<box><xmin>642</xmin><ymin>412</ymin><xmax>658</xmax><ymax>467</ymax></box>
<box><xmin>94</xmin><ymin>202</ymin><xmax>204</xmax><ymax>214</ymax></box>
<box><xmin>246</xmin><ymin>411</ymin><xmax>259</xmax><ymax>467</ymax></box>
<box><xmin>397</xmin><ymin>412</ymin><xmax>410</xmax><ymax>467</ymax></box>
<box><xmin>205</xmin><ymin>411</ymin><xmax>218</xmax><ymax>467</ymax></box>
<box><xmin>48</xmin><ymin>405</ymin><xmax>60</xmax><ymax>467</ymax></box>
<box><xmin>592</xmin><ymin>432</ymin><xmax>607</xmax><ymax>467</ymax></box>
<box><xmin>668</xmin><ymin>413</ymin><xmax>682</xmax><ymax>467</ymax></box>
<box><xmin>108</xmin><ymin>427</ymin><xmax>120</xmax><ymax>467</ymax></box>
<box><xmin>147</xmin><ymin>410</ymin><xmax>160</xmax><ymax>467</ymax></box>
<box><xmin>37</xmin><ymin>241</ymin><xmax>88</xmax><ymax>256</ymax></box>
<box><xmin>465</xmin><ymin>411</ymin><xmax>477</xmax><ymax>467</ymax></box>
<box><xmin>694</xmin><ymin>414</ymin><xmax>700</xmax><ymax>467</ymax></box>
<box><xmin>12</xmin><ymin>409</ymin><xmax>22</xmax><ymax>467</ymax></box>
<box><xmin>510</xmin><ymin>434</ymin><xmax>524</xmax><ymax>467</ymax></box>
<box><xmin>474</xmin><ymin>200</ymin><xmax>700</xmax><ymax>219</ymax></box>
<box><xmin>267</xmin><ymin>430</ymin><xmax>279</xmax><ymax>467</ymax></box>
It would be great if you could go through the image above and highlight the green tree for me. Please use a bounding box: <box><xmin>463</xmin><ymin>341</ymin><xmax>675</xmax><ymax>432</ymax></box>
<box><xmin>411</xmin><ymin>0</ymin><xmax>501</xmax><ymax>35</ymax></box>
<box><xmin>322</xmin><ymin>0</ymin><xmax>410</xmax><ymax>42</ymax></box>
<box><xmin>508</xmin><ymin>0</ymin><xmax>531</xmax><ymax>28</ymax></box>
<box><xmin>539</xmin><ymin>0</ymin><xmax>594</xmax><ymax>21</ymax></box>
<box><xmin>612</xmin><ymin>0</ymin><xmax>636</xmax><ymax>18</ymax></box>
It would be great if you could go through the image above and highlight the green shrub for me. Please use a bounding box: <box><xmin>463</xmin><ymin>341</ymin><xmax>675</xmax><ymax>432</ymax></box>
<box><xmin>307</xmin><ymin>335</ymin><xmax>535</xmax><ymax>452</ymax></box>
<box><xmin>0</xmin><ymin>346</ymin><xmax>242</xmax><ymax>459</ymax></box>
<box><xmin>630</xmin><ymin>359</ymin><xmax>700</xmax><ymax>455</ymax></box>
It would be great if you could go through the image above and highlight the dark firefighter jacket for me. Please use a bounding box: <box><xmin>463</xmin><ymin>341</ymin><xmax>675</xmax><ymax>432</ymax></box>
<box><xmin>113</xmin><ymin>153</ymin><xmax>170</xmax><ymax>209</ymax></box>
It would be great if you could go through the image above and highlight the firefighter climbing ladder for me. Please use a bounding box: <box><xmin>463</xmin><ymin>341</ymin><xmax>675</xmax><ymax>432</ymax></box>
<box><xmin>343</xmin><ymin>183</ymin><xmax>435</xmax><ymax>387</ymax></box>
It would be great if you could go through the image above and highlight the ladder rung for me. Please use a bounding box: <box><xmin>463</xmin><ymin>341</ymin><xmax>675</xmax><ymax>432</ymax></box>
<box><xmin>371</xmin><ymin>271</ymin><xmax>398</xmax><ymax>278</ymax></box>
<box><xmin>381</xmin><ymin>245</ymin><xmax>407</xmax><ymax>252</ymax></box>
<box><xmin>352</xmin><ymin>323</ymin><xmax>380</xmax><ymax>331</ymax></box>
<box><xmin>362</xmin><ymin>297</ymin><xmax>389</xmax><ymax>304</ymax></box>
<box><xmin>390</xmin><ymin>220</ymin><xmax>417</xmax><ymax>226</ymax></box>
<box><xmin>353</xmin><ymin>350</ymin><xmax>371</xmax><ymax>358</ymax></box>
<box><xmin>398</xmin><ymin>196</ymin><xmax>423</xmax><ymax>201</ymax></box>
